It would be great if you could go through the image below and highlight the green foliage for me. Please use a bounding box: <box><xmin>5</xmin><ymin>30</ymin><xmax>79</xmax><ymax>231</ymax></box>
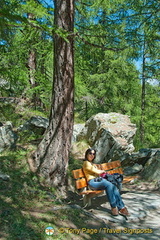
<box><xmin>68</xmin><ymin>157</ymin><xmax>82</xmax><ymax>173</ymax></box>
<box><xmin>0</xmin><ymin>0</ymin><xmax>159</xmax><ymax>149</ymax></box>
<box><xmin>0</xmin><ymin>100</ymin><xmax>48</xmax><ymax>126</ymax></box>
<box><xmin>0</xmin><ymin>2</ymin><xmax>159</xmax><ymax>237</ymax></box>
<box><xmin>0</xmin><ymin>0</ymin><xmax>53</xmax><ymax>112</ymax></box>
<box><xmin>144</xmin><ymin>84</ymin><xmax>160</xmax><ymax>147</ymax></box>
<box><xmin>75</xmin><ymin>50</ymin><xmax>141</xmax><ymax>121</ymax></box>
<box><xmin>0</xmin><ymin>102</ymin><xmax>20</xmax><ymax>125</ymax></box>
<box><xmin>74</xmin><ymin>0</ymin><xmax>159</xmax><ymax>148</ymax></box>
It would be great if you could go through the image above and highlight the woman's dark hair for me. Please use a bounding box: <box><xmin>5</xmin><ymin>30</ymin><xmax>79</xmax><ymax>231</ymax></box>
<box><xmin>85</xmin><ymin>148</ymin><xmax>96</xmax><ymax>160</ymax></box>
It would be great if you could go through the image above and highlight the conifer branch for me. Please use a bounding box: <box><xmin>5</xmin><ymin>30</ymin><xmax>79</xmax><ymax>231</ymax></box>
<box><xmin>75</xmin><ymin>33</ymin><xmax>127</xmax><ymax>51</ymax></box>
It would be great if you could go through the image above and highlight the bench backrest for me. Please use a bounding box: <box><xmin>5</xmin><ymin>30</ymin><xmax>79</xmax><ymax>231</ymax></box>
<box><xmin>72</xmin><ymin>160</ymin><xmax>123</xmax><ymax>190</ymax></box>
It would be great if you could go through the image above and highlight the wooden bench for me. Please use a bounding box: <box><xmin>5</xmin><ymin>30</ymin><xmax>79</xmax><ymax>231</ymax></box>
<box><xmin>72</xmin><ymin>160</ymin><xmax>137</xmax><ymax>207</ymax></box>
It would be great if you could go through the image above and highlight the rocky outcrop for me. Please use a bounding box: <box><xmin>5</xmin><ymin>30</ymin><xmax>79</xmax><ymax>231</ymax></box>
<box><xmin>120</xmin><ymin>148</ymin><xmax>152</xmax><ymax>167</ymax></box>
<box><xmin>76</xmin><ymin>112</ymin><xmax>137</xmax><ymax>163</ymax></box>
<box><xmin>119</xmin><ymin>148</ymin><xmax>160</xmax><ymax>176</ymax></box>
<box><xmin>0</xmin><ymin>116</ymin><xmax>49</xmax><ymax>152</ymax></box>
<box><xmin>72</xmin><ymin>124</ymin><xmax>85</xmax><ymax>142</ymax></box>
<box><xmin>71</xmin><ymin>114</ymin><xmax>160</xmax><ymax>183</ymax></box>
<box><xmin>18</xmin><ymin>116</ymin><xmax>49</xmax><ymax>135</ymax></box>
<box><xmin>140</xmin><ymin>150</ymin><xmax>160</xmax><ymax>181</ymax></box>
<box><xmin>0</xmin><ymin>122</ymin><xmax>18</xmax><ymax>152</ymax></box>
<box><xmin>1</xmin><ymin>113</ymin><xmax>159</xmax><ymax>184</ymax></box>
<box><xmin>123</xmin><ymin>163</ymin><xmax>143</xmax><ymax>175</ymax></box>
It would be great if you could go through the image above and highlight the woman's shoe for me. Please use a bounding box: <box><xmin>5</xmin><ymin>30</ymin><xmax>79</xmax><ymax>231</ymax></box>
<box><xmin>111</xmin><ymin>207</ymin><xmax>119</xmax><ymax>216</ymax></box>
<box><xmin>119</xmin><ymin>207</ymin><xmax>130</xmax><ymax>216</ymax></box>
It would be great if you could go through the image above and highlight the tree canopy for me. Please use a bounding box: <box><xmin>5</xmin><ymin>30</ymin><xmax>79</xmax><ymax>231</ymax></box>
<box><xmin>0</xmin><ymin>0</ymin><xmax>159</xmax><ymax>149</ymax></box>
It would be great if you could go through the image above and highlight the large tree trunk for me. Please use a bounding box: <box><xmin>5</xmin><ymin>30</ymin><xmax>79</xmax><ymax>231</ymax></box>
<box><xmin>29</xmin><ymin>0</ymin><xmax>74</xmax><ymax>192</ymax></box>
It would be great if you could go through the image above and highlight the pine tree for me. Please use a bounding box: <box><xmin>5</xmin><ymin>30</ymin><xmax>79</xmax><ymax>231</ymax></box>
<box><xmin>29</xmin><ymin>0</ymin><xmax>75</xmax><ymax>193</ymax></box>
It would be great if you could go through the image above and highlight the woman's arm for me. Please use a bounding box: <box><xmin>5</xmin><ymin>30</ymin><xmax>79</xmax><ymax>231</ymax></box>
<box><xmin>83</xmin><ymin>161</ymin><xmax>105</xmax><ymax>175</ymax></box>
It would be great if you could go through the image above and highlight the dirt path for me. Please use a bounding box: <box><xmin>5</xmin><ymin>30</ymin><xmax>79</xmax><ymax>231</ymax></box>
<box><xmin>67</xmin><ymin>181</ymin><xmax>160</xmax><ymax>239</ymax></box>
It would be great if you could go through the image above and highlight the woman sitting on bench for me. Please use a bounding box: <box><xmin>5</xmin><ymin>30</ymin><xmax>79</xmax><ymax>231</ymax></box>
<box><xmin>83</xmin><ymin>148</ymin><xmax>130</xmax><ymax>216</ymax></box>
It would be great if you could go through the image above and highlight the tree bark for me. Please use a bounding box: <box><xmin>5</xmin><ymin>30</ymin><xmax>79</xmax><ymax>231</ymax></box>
<box><xmin>29</xmin><ymin>0</ymin><xmax>74</xmax><ymax>192</ymax></box>
<box><xmin>140</xmin><ymin>40</ymin><xmax>146</xmax><ymax>143</ymax></box>
<box><xmin>27</xmin><ymin>12</ymin><xmax>41</xmax><ymax>108</ymax></box>
<box><xmin>27</xmin><ymin>13</ymin><xmax>36</xmax><ymax>87</ymax></box>
<box><xmin>28</xmin><ymin>49</ymin><xmax>36</xmax><ymax>87</ymax></box>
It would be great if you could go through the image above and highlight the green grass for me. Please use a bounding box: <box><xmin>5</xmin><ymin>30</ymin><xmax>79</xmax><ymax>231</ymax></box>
<box><xmin>0</xmin><ymin>102</ymin><xmax>48</xmax><ymax>128</ymax></box>
<box><xmin>0</xmin><ymin>149</ymin><xmax>59</xmax><ymax>240</ymax></box>
<box><xmin>0</xmin><ymin>149</ymin><xmax>107</xmax><ymax>240</ymax></box>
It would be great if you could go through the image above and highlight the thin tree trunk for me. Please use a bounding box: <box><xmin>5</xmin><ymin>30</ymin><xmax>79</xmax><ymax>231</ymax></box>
<box><xmin>27</xmin><ymin>13</ymin><xmax>36</xmax><ymax>87</ymax></box>
<box><xmin>27</xmin><ymin>12</ymin><xmax>40</xmax><ymax>108</ymax></box>
<box><xmin>140</xmin><ymin>41</ymin><xmax>146</xmax><ymax>143</ymax></box>
<box><xmin>29</xmin><ymin>0</ymin><xmax>74</xmax><ymax>193</ymax></box>
<box><xmin>28</xmin><ymin>49</ymin><xmax>36</xmax><ymax>87</ymax></box>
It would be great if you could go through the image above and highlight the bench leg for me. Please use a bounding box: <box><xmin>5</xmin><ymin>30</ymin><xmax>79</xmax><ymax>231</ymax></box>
<box><xmin>83</xmin><ymin>191</ymin><xmax>105</xmax><ymax>208</ymax></box>
<box><xmin>83</xmin><ymin>194</ymin><xmax>92</xmax><ymax>208</ymax></box>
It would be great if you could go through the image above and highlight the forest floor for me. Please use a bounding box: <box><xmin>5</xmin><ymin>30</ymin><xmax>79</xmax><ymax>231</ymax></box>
<box><xmin>0</xmin><ymin>149</ymin><xmax>160</xmax><ymax>240</ymax></box>
<box><xmin>65</xmin><ymin>181</ymin><xmax>160</xmax><ymax>240</ymax></box>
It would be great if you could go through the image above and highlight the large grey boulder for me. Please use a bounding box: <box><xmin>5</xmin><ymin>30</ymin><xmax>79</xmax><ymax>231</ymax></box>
<box><xmin>76</xmin><ymin>112</ymin><xmax>137</xmax><ymax>163</ymax></box>
<box><xmin>18</xmin><ymin>116</ymin><xmax>49</xmax><ymax>135</ymax></box>
<box><xmin>123</xmin><ymin>163</ymin><xmax>143</xmax><ymax>175</ymax></box>
<box><xmin>0</xmin><ymin>122</ymin><xmax>18</xmax><ymax>152</ymax></box>
<box><xmin>141</xmin><ymin>150</ymin><xmax>160</xmax><ymax>181</ymax></box>
<box><xmin>120</xmin><ymin>148</ymin><xmax>152</xmax><ymax>167</ymax></box>
<box><xmin>72</xmin><ymin>124</ymin><xmax>85</xmax><ymax>142</ymax></box>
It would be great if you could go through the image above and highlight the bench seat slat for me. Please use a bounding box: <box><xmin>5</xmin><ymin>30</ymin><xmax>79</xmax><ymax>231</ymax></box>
<box><xmin>107</xmin><ymin>168</ymin><xmax>123</xmax><ymax>174</ymax></box>
<box><xmin>123</xmin><ymin>176</ymin><xmax>138</xmax><ymax>183</ymax></box>
<box><xmin>75</xmin><ymin>173</ymin><xmax>137</xmax><ymax>189</ymax></box>
<box><xmin>79</xmin><ymin>190</ymin><xmax>104</xmax><ymax>195</ymax></box>
<box><xmin>100</xmin><ymin>160</ymin><xmax>121</xmax><ymax>170</ymax></box>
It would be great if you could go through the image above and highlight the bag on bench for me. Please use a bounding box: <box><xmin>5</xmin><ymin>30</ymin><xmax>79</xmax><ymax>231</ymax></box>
<box><xmin>101</xmin><ymin>172</ymin><xmax>123</xmax><ymax>188</ymax></box>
